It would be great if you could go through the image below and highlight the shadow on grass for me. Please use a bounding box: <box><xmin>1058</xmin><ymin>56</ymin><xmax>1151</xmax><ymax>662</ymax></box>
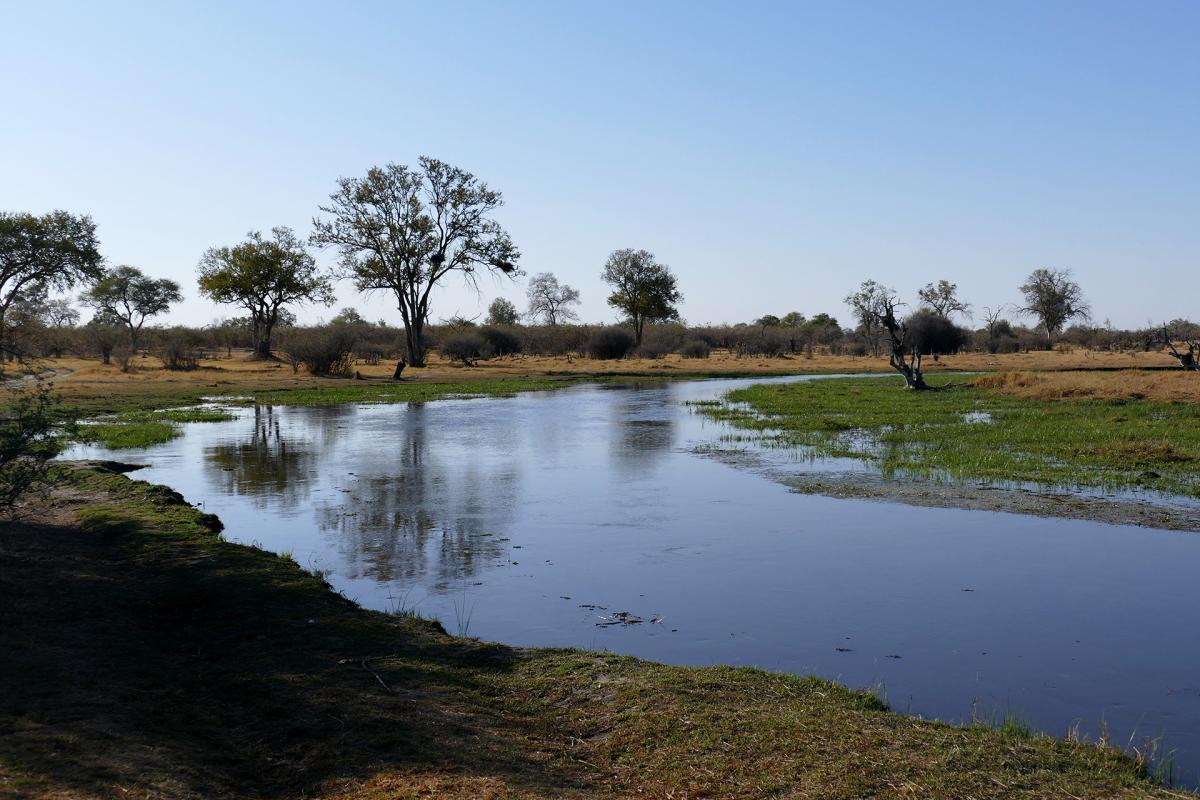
<box><xmin>0</xmin><ymin>510</ymin><xmax>592</xmax><ymax>798</ymax></box>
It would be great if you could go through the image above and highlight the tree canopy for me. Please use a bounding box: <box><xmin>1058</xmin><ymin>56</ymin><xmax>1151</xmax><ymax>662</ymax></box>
<box><xmin>601</xmin><ymin>249</ymin><xmax>681</xmax><ymax>345</ymax></box>
<box><xmin>486</xmin><ymin>297</ymin><xmax>520</xmax><ymax>326</ymax></box>
<box><xmin>81</xmin><ymin>265</ymin><xmax>182</xmax><ymax>352</ymax></box>
<box><xmin>310</xmin><ymin>157</ymin><xmax>520</xmax><ymax>367</ymax></box>
<box><xmin>0</xmin><ymin>211</ymin><xmax>103</xmax><ymax>361</ymax></box>
<box><xmin>525</xmin><ymin>272</ymin><xmax>580</xmax><ymax>325</ymax></box>
<box><xmin>198</xmin><ymin>227</ymin><xmax>333</xmax><ymax>358</ymax></box>
<box><xmin>1019</xmin><ymin>268</ymin><xmax>1089</xmax><ymax>345</ymax></box>
<box><xmin>917</xmin><ymin>280</ymin><xmax>970</xmax><ymax>320</ymax></box>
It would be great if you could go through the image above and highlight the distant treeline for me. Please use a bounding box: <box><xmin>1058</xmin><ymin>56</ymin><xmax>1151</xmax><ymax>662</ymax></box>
<box><xmin>6</xmin><ymin>303</ymin><xmax>1195</xmax><ymax>376</ymax></box>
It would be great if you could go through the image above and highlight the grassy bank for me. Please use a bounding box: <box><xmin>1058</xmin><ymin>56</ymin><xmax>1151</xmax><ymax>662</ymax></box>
<box><xmin>0</xmin><ymin>465</ymin><xmax>1183</xmax><ymax>799</ymax></box>
<box><xmin>38</xmin><ymin>347</ymin><xmax>1181</xmax><ymax>416</ymax></box>
<box><xmin>66</xmin><ymin>377</ymin><xmax>604</xmax><ymax>448</ymax></box>
<box><xmin>698</xmin><ymin>374</ymin><xmax>1200</xmax><ymax>498</ymax></box>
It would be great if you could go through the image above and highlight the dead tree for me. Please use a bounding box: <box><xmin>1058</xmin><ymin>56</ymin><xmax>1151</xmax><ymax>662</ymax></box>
<box><xmin>845</xmin><ymin>281</ymin><xmax>926</xmax><ymax>389</ymax></box>
<box><xmin>1157</xmin><ymin>325</ymin><xmax>1199</xmax><ymax>371</ymax></box>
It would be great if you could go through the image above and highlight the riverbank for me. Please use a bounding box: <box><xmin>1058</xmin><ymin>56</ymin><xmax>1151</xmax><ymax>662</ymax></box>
<box><xmin>29</xmin><ymin>348</ymin><xmax>1181</xmax><ymax>415</ymax></box>
<box><xmin>696</xmin><ymin>373</ymin><xmax>1200</xmax><ymax>530</ymax></box>
<box><xmin>0</xmin><ymin>464</ymin><xmax>1185</xmax><ymax>799</ymax></box>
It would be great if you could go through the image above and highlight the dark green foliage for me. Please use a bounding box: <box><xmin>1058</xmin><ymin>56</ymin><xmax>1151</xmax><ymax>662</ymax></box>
<box><xmin>0</xmin><ymin>380</ymin><xmax>70</xmax><ymax>511</ymax></box>
<box><xmin>480</xmin><ymin>326</ymin><xmax>521</xmax><ymax>356</ymax></box>
<box><xmin>587</xmin><ymin>326</ymin><xmax>635</xmax><ymax>360</ymax></box>
<box><xmin>440</xmin><ymin>331</ymin><xmax>490</xmax><ymax>364</ymax></box>
<box><xmin>905</xmin><ymin>310</ymin><xmax>969</xmax><ymax>355</ymax></box>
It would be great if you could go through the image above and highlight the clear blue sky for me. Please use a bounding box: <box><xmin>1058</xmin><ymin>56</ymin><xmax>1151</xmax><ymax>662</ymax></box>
<box><xmin>3</xmin><ymin>1</ymin><xmax>1196</xmax><ymax>329</ymax></box>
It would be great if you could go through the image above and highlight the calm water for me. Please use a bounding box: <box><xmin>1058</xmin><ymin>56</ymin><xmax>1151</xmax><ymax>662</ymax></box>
<box><xmin>66</xmin><ymin>377</ymin><xmax>1200</xmax><ymax>783</ymax></box>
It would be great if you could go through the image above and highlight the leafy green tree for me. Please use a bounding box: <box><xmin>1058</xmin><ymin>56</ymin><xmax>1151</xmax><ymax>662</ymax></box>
<box><xmin>486</xmin><ymin>297</ymin><xmax>520</xmax><ymax>326</ymax></box>
<box><xmin>754</xmin><ymin>314</ymin><xmax>782</xmax><ymax>333</ymax></box>
<box><xmin>0</xmin><ymin>211</ymin><xmax>103</xmax><ymax>365</ymax></box>
<box><xmin>310</xmin><ymin>158</ymin><xmax>520</xmax><ymax>367</ymax></box>
<box><xmin>81</xmin><ymin>266</ymin><xmax>182</xmax><ymax>354</ymax></box>
<box><xmin>198</xmin><ymin>228</ymin><xmax>333</xmax><ymax>358</ymax></box>
<box><xmin>82</xmin><ymin>314</ymin><xmax>124</xmax><ymax>364</ymax></box>
<box><xmin>0</xmin><ymin>378</ymin><xmax>70</xmax><ymax>513</ymax></box>
<box><xmin>601</xmin><ymin>249</ymin><xmax>681</xmax><ymax>345</ymax></box>
<box><xmin>780</xmin><ymin>312</ymin><xmax>806</xmax><ymax>352</ymax></box>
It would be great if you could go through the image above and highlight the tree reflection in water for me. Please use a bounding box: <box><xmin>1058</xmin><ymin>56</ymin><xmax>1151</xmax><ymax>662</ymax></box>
<box><xmin>205</xmin><ymin>405</ymin><xmax>315</xmax><ymax>508</ymax></box>
<box><xmin>313</xmin><ymin>403</ymin><xmax>521</xmax><ymax>590</ymax></box>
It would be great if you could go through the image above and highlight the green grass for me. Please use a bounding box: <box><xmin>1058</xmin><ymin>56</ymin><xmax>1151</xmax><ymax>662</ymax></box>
<box><xmin>74</xmin><ymin>407</ymin><xmax>238</xmax><ymax>449</ymax></box>
<box><xmin>68</xmin><ymin>378</ymin><xmax>598</xmax><ymax>449</ymax></box>
<box><xmin>236</xmin><ymin>376</ymin><xmax>594</xmax><ymax>406</ymax></box>
<box><xmin>0</xmin><ymin>464</ymin><xmax>1178</xmax><ymax>799</ymax></box>
<box><xmin>699</xmin><ymin>375</ymin><xmax>1200</xmax><ymax>497</ymax></box>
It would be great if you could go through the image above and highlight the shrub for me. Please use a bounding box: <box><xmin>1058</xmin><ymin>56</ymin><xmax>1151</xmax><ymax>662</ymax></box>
<box><xmin>637</xmin><ymin>324</ymin><xmax>685</xmax><ymax>359</ymax></box>
<box><xmin>0</xmin><ymin>380</ymin><xmax>69</xmax><ymax>514</ymax></box>
<box><xmin>480</xmin><ymin>326</ymin><xmax>522</xmax><ymax>357</ymax></box>
<box><xmin>440</xmin><ymin>331</ymin><xmax>492</xmax><ymax>365</ymax></box>
<box><xmin>159</xmin><ymin>328</ymin><xmax>203</xmax><ymax>370</ymax></box>
<box><xmin>635</xmin><ymin>340</ymin><xmax>670</xmax><ymax>359</ymax></box>
<box><xmin>679</xmin><ymin>339</ymin><xmax>711</xmax><ymax>358</ymax></box>
<box><xmin>845</xmin><ymin>341</ymin><xmax>869</xmax><ymax>357</ymax></box>
<box><xmin>283</xmin><ymin>325</ymin><xmax>357</xmax><ymax>376</ymax></box>
<box><xmin>521</xmin><ymin>325</ymin><xmax>588</xmax><ymax>357</ymax></box>
<box><xmin>586</xmin><ymin>327</ymin><xmax>634</xmax><ymax>360</ymax></box>
<box><xmin>734</xmin><ymin>330</ymin><xmax>789</xmax><ymax>358</ymax></box>
<box><xmin>905</xmin><ymin>310</ymin><xmax>970</xmax><ymax>355</ymax></box>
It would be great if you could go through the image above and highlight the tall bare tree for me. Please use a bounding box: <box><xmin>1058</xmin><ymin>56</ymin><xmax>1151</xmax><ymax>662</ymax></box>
<box><xmin>844</xmin><ymin>281</ymin><xmax>926</xmax><ymax>391</ymax></box>
<box><xmin>525</xmin><ymin>272</ymin><xmax>580</xmax><ymax>325</ymax></box>
<box><xmin>1019</xmin><ymin>268</ymin><xmax>1089</xmax><ymax>346</ymax></box>
<box><xmin>1155</xmin><ymin>320</ymin><xmax>1200</xmax><ymax>371</ymax></box>
<box><xmin>918</xmin><ymin>279</ymin><xmax>970</xmax><ymax>320</ymax></box>
<box><xmin>310</xmin><ymin>158</ymin><xmax>520</xmax><ymax>367</ymax></box>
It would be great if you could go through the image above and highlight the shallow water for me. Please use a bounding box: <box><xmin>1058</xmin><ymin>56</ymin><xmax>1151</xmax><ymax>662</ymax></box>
<box><xmin>66</xmin><ymin>376</ymin><xmax>1200</xmax><ymax>784</ymax></box>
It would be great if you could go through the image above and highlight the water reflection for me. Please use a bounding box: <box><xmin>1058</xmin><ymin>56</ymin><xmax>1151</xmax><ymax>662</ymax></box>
<box><xmin>60</xmin><ymin>378</ymin><xmax>1200</xmax><ymax>785</ymax></box>
<box><xmin>206</xmin><ymin>406</ymin><xmax>315</xmax><ymax>507</ymax></box>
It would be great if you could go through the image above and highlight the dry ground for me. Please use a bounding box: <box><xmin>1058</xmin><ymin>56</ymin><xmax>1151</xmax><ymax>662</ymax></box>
<box><xmin>27</xmin><ymin>347</ymin><xmax>1184</xmax><ymax>411</ymax></box>
<box><xmin>977</xmin><ymin>369</ymin><xmax>1200</xmax><ymax>403</ymax></box>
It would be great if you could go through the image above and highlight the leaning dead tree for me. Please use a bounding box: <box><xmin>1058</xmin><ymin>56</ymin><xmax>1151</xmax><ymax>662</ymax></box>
<box><xmin>845</xmin><ymin>281</ymin><xmax>927</xmax><ymax>389</ymax></box>
<box><xmin>1156</xmin><ymin>323</ymin><xmax>1200</xmax><ymax>371</ymax></box>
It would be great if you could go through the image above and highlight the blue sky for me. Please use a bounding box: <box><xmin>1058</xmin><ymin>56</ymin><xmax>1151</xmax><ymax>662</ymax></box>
<box><xmin>3</xmin><ymin>1</ymin><xmax>1196</xmax><ymax>329</ymax></box>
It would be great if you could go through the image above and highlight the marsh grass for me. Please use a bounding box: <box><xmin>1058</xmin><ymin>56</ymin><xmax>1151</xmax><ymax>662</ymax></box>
<box><xmin>74</xmin><ymin>406</ymin><xmax>237</xmax><ymax>449</ymax></box>
<box><xmin>702</xmin><ymin>376</ymin><xmax>1200</xmax><ymax>498</ymax></box>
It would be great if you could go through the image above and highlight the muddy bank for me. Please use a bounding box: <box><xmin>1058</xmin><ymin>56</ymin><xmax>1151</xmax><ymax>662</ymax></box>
<box><xmin>704</xmin><ymin>448</ymin><xmax>1200</xmax><ymax>532</ymax></box>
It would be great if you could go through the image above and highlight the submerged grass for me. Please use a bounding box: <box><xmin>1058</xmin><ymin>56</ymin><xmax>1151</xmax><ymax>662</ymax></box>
<box><xmin>74</xmin><ymin>407</ymin><xmax>238</xmax><ymax>449</ymax></box>
<box><xmin>0</xmin><ymin>465</ymin><xmax>1182</xmax><ymax>799</ymax></box>
<box><xmin>70</xmin><ymin>378</ymin><xmax>596</xmax><ymax>449</ymax></box>
<box><xmin>237</xmin><ymin>376</ymin><xmax>596</xmax><ymax>406</ymax></box>
<box><xmin>700</xmin><ymin>375</ymin><xmax>1200</xmax><ymax>498</ymax></box>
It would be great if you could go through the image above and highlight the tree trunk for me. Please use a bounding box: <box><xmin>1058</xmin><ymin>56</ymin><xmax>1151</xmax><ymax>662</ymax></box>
<box><xmin>889</xmin><ymin>351</ymin><xmax>927</xmax><ymax>389</ymax></box>
<box><xmin>255</xmin><ymin>331</ymin><xmax>272</xmax><ymax>359</ymax></box>
<box><xmin>405</xmin><ymin>318</ymin><xmax>426</xmax><ymax>367</ymax></box>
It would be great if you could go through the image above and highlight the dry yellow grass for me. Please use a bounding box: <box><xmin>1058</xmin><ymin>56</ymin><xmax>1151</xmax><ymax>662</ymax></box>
<box><xmin>33</xmin><ymin>346</ymin><xmax>1182</xmax><ymax>407</ymax></box>
<box><xmin>975</xmin><ymin>369</ymin><xmax>1200</xmax><ymax>403</ymax></box>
